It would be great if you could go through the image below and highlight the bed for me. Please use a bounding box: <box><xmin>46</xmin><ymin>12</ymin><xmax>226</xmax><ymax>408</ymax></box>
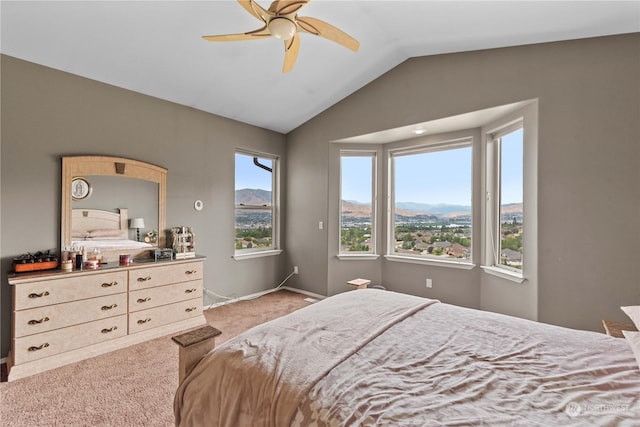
<box><xmin>174</xmin><ymin>289</ymin><xmax>640</xmax><ymax>426</ymax></box>
<box><xmin>71</xmin><ymin>208</ymin><xmax>153</xmax><ymax>259</ymax></box>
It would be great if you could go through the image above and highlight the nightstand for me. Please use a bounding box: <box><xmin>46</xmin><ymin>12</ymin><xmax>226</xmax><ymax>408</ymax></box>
<box><xmin>347</xmin><ymin>278</ymin><xmax>371</xmax><ymax>290</ymax></box>
<box><xmin>602</xmin><ymin>319</ymin><xmax>637</xmax><ymax>338</ymax></box>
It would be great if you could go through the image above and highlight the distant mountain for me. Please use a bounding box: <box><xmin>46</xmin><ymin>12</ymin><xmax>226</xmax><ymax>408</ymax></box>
<box><xmin>341</xmin><ymin>200</ymin><xmax>372</xmax><ymax>218</ymax></box>
<box><xmin>235</xmin><ymin>188</ymin><xmax>271</xmax><ymax>205</ymax></box>
<box><xmin>395</xmin><ymin>202</ymin><xmax>471</xmax><ymax>215</ymax></box>
<box><xmin>501</xmin><ymin>203</ymin><xmax>523</xmax><ymax>215</ymax></box>
<box><xmin>342</xmin><ymin>200</ymin><xmax>522</xmax><ymax>219</ymax></box>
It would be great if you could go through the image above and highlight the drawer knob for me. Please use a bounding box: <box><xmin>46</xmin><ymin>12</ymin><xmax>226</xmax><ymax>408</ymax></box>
<box><xmin>184</xmin><ymin>288</ymin><xmax>197</xmax><ymax>294</ymax></box>
<box><xmin>101</xmin><ymin>326</ymin><xmax>118</xmax><ymax>334</ymax></box>
<box><xmin>136</xmin><ymin>297</ymin><xmax>151</xmax><ymax>303</ymax></box>
<box><xmin>137</xmin><ymin>318</ymin><xmax>152</xmax><ymax>325</ymax></box>
<box><xmin>185</xmin><ymin>307</ymin><xmax>198</xmax><ymax>312</ymax></box>
<box><xmin>28</xmin><ymin>291</ymin><xmax>50</xmax><ymax>299</ymax></box>
<box><xmin>137</xmin><ymin>276</ymin><xmax>152</xmax><ymax>282</ymax></box>
<box><xmin>185</xmin><ymin>270</ymin><xmax>197</xmax><ymax>275</ymax></box>
<box><xmin>101</xmin><ymin>281</ymin><xmax>118</xmax><ymax>288</ymax></box>
<box><xmin>28</xmin><ymin>317</ymin><xmax>50</xmax><ymax>325</ymax></box>
<box><xmin>28</xmin><ymin>343</ymin><xmax>50</xmax><ymax>352</ymax></box>
<box><xmin>101</xmin><ymin>304</ymin><xmax>118</xmax><ymax>311</ymax></box>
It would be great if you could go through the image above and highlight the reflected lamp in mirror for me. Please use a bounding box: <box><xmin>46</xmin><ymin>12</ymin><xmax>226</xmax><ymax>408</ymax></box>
<box><xmin>130</xmin><ymin>217</ymin><xmax>145</xmax><ymax>242</ymax></box>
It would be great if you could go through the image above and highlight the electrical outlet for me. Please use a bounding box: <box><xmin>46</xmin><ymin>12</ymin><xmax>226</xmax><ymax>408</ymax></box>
<box><xmin>426</xmin><ymin>278</ymin><xmax>432</xmax><ymax>288</ymax></box>
<box><xmin>293</xmin><ymin>266</ymin><xmax>299</xmax><ymax>274</ymax></box>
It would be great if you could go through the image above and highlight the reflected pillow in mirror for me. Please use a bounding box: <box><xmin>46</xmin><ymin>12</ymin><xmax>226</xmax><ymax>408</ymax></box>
<box><xmin>87</xmin><ymin>229</ymin><xmax>128</xmax><ymax>239</ymax></box>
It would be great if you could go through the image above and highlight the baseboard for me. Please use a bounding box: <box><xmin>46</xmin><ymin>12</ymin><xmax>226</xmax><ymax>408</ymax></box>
<box><xmin>203</xmin><ymin>288</ymin><xmax>280</xmax><ymax>310</ymax></box>
<box><xmin>203</xmin><ymin>286</ymin><xmax>326</xmax><ymax>310</ymax></box>
<box><xmin>282</xmin><ymin>286</ymin><xmax>326</xmax><ymax>301</ymax></box>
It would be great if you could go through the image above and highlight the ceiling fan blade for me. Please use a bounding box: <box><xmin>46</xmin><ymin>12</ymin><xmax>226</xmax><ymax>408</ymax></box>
<box><xmin>238</xmin><ymin>0</ymin><xmax>270</xmax><ymax>22</ymax></box>
<box><xmin>296</xmin><ymin>16</ymin><xmax>359</xmax><ymax>52</ymax></box>
<box><xmin>202</xmin><ymin>26</ymin><xmax>271</xmax><ymax>42</ymax></box>
<box><xmin>270</xmin><ymin>0</ymin><xmax>310</xmax><ymax>16</ymax></box>
<box><xmin>282</xmin><ymin>34</ymin><xmax>300</xmax><ymax>73</ymax></box>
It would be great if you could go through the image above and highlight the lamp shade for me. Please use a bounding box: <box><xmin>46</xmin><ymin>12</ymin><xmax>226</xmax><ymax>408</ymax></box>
<box><xmin>130</xmin><ymin>218</ymin><xmax>145</xmax><ymax>229</ymax></box>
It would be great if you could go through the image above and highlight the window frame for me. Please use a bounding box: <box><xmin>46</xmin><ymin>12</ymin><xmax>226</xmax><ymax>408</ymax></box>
<box><xmin>385</xmin><ymin>136</ymin><xmax>475</xmax><ymax>268</ymax></box>
<box><xmin>482</xmin><ymin>119</ymin><xmax>526</xmax><ymax>282</ymax></box>
<box><xmin>233</xmin><ymin>149</ymin><xmax>282</xmax><ymax>260</ymax></box>
<box><xmin>338</xmin><ymin>150</ymin><xmax>378</xmax><ymax>259</ymax></box>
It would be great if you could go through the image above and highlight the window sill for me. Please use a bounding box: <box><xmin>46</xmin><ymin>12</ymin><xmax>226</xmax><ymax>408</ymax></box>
<box><xmin>384</xmin><ymin>255</ymin><xmax>475</xmax><ymax>270</ymax></box>
<box><xmin>336</xmin><ymin>253</ymin><xmax>380</xmax><ymax>261</ymax></box>
<box><xmin>481</xmin><ymin>266</ymin><xmax>526</xmax><ymax>283</ymax></box>
<box><xmin>233</xmin><ymin>249</ymin><xmax>283</xmax><ymax>260</ymax></box>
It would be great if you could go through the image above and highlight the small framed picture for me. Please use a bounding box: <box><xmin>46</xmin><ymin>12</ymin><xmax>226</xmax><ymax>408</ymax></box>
<box><xmin>71</xmin><ymin>177</ymin><xmax>92</xmax><ymax>200</ymax></box>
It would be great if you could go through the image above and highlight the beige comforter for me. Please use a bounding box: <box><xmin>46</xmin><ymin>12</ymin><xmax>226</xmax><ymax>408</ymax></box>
<box><xmin>175</xmin><ymin>290</ymin><xmax>436</xmax><ymax>426</ymax></box>
<box><xmin>175</xmin><ymin>290</ymin><xmax>640</xmax><ymax>426</ymax></box>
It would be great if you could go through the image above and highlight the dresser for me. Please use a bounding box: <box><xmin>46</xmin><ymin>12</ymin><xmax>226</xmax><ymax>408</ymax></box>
<box><xmin>7</xmin><ymin>256</ymin><xmax>206</xmax><ymax>381</ymax></box>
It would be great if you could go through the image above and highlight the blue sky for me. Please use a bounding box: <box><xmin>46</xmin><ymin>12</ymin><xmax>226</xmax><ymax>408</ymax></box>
<box><xmin>237</xmin><ymin>129</ymin><xmax>524</xmax><ymax>206</ymax></box>
<box><xmin>499</xmin><ymin>128</ymin><xmax>524</xmax><ymax>205</ymax></box>
<box><xmin>235</xmin><ymin>153</ymin><xmax>272</xmax><ymax>190</ymax></box>
<box><xmin>342</xmin><ymin>128</ymin><xmax>523</xmax><ymax>206</ymax></box>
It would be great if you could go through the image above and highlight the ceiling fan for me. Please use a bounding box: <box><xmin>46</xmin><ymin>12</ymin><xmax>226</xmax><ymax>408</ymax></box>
<box><xmin>202</xmin><ymin>0</ymin><xmax>359</xmax><ymax>73</ymax></box>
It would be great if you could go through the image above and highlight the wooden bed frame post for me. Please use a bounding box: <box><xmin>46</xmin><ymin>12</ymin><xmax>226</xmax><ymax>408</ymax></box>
<box><xmin>172</xmin><ymin>325</ymin><xmax>222</xmax><ymax>383</ymax></box>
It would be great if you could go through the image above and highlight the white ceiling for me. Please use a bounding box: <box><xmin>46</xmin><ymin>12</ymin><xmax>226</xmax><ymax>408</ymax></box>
<box><xmin>2</xmin><ymin>1</ymin><xmax>639</xmax><ymax>134</ymax></box>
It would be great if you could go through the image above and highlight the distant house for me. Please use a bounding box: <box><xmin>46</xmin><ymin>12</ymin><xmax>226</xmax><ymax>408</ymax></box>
<box><xmin>447</xmin><ymin>243</ymin><xmax>469</xmax><ymax>258</ymax></box>
<box><xmin>502</xmin><ymin>248</ymin><xmax>523</xmax><ymax>262</ymax></box>
<box><xmin>434</xmin><ymin>241</ymin><xmax>451</xmax><ymax>249</ymax></box>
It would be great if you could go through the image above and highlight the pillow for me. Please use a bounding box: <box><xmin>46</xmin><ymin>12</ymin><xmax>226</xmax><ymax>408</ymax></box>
<box><xmin>621</xmin><ymin>306</ymin><xmax>640</xmax><ymax>330</ymax></box>
<box><xmin>622</xmin><ymin>330</ymin><xmax>640</xmax><ymax>370</ymax></box>
<box><xmin>71</xmin><ymin>230</ymin><xmax>89</xmax><ymax>239</ymax></box>
<box><xmin>87</xmin><ymin>229</ymin><xmax>128</xmax><ymax>239</ymax></box>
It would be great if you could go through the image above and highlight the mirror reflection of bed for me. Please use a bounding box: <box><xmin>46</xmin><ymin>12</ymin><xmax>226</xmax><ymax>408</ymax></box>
<box><xmin>70</xmin><ymin>208</ymin><xmax>154</xmax><ymax>262</ymax></box>
<box><xmin>61</xmin><ymin>156</ymin><xmax>167</xmax><ymax>261</ymax></box>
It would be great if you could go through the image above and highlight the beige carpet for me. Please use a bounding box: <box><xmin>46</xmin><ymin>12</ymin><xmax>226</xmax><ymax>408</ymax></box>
<box><xmin>0</xmin><ymin>290</ymin><xmax>312</xmax><ymax>427</ymax></box>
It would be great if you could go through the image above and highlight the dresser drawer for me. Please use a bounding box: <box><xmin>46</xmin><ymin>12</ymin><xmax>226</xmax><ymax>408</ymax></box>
<box><xmin>14</xmin><ymin>293</ymin><xmax>127</xmax><ymax>338</ymax></box>
<box><xmin>129</xmin><ymin>262</ymin><xmax>202</xmax><ymax>290</ymax></box>
<box><xmin>129</xmin><ymin>298</ymin><xmax>202</xmax><ymax>334</ymax></box>
<box><xmin>129</xmin><ymin>279</ymin><xmax>203</xmax><ymax>312</ymax></box>
<box><xmin>14</xmin><ymin>271</ymin><xmax>127</xmax><ymax>310</ymax></box>
<box><xmin>13</xmin><ymin>315</ymin><xmax>127</xmax><ymax>364</ymax></box>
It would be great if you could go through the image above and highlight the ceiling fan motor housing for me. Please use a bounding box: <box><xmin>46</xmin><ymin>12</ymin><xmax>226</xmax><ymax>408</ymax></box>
<box><xmin>268</xmin><ymin>17</ymin><xmax>297</xmax><ymax>40</ymax></box>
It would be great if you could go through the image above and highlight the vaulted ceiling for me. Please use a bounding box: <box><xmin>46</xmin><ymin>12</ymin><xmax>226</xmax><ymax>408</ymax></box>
<box><xmin>2</xmin><ymin>1</ymin><xmax>639</xmax><ymax>133</ymax></box>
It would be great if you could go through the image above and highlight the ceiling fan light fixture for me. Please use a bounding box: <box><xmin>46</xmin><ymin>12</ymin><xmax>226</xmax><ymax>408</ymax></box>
<box><xmin>268</xmin><ymin>17</ymin><xmax>297</xmax><ymax>40</ymax></box>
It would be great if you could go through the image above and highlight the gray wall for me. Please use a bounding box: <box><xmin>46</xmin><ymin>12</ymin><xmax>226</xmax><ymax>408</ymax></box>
<box><xmin>0</xmin><ymin>55</ymin><xmax>287</xmax><ymax>359</ymax></box>
<box><xmin>285</xmin><ymin>34</ymin><xmax>640</xmax><ymax>332</ymax></box>
<box><xmin>2</xmin><ymin>34</ymin><xmax>639</xmax><ymax>360</ymax></box>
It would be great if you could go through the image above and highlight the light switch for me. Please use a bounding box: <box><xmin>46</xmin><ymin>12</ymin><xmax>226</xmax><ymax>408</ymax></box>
<box><xmin>318</xmin><ymin>221</ymin><xmax>323</xmax><ymax>230</ymax></box>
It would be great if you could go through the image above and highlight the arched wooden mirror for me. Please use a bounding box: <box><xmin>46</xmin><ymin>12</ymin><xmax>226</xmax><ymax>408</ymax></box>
<box><xmin>61</xmin><ymin>156</ymin><xmax>166</xmax><ymax>261</ymax></box>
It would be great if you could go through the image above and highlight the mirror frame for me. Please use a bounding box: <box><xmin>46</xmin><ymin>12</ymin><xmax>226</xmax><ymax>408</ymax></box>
<box><xmin>61</xmin><ymin>155</ymin><xmax>167</xmax><ymax>253</ymax></box>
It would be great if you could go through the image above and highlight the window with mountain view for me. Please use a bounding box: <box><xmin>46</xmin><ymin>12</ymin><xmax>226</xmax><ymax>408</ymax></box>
<box><xmin>340</xmin><ymin>151</ymin><xmax>376</xmax><ymax>254</ymax></box>
<box><xmin>389</xmin><ymin>139</ymin><xmax>473</xmax><ymax>264</ymax></box>
<box><xmin>494</xmin><ymin>126</ymin><xmax>524</xmax><ymax>271</ymax></box>
<box><xmin>235</xmin><ymin>151</ymin><xmax>278</xmax><ymax>255</ymax></box>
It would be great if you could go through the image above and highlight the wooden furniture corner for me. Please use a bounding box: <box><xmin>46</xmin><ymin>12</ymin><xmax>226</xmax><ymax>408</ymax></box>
<box><xmin>172</xmin><ymin>325</ymin><xmax>221</xmax><ymax>383</ymax></box>
<box><xmin>347</xmin><ymin>278</ymin><xmax>371</xmax><ymax>290</ymax></box>
<box><xmin>602</xmin><ymin>319</ymin><xmax>637</xmax><ymax>338</ymax></box>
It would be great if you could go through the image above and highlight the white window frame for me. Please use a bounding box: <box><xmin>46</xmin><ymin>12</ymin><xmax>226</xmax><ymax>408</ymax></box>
<box><xmin>481</xmin><ymin>112</ymin><xmax>535</xmax><ymax>283</ymax></box>
<box><xmin>338</xmin><ymin>150</ymin><xmax>378</xmax><ymax>260</ymax></box>
<box><xmin>233</xmin><ymin>149</ymin><xmax>282</xmax><ymax>260</ymax></box>
<box><xmin>485</xmin><ymin>121</ymin><xmax>524</xmax><ymax>276</ymax></box>
<box><xmin>385</xmin><ymin>137</ymin><xmax>475</xmax><ymax>268</ymax></box>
